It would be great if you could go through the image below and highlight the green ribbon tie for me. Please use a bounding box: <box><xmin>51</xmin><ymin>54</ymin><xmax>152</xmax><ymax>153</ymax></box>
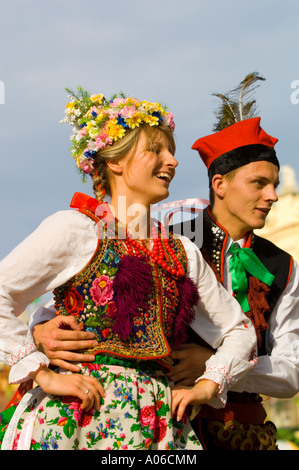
<box><xmin>228</xmin><ymin>243</ymin><xmax>275</xmax><ymax>312</ymax></box>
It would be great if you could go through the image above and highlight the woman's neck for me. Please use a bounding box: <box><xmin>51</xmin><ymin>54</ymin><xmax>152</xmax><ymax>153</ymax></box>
<box><xmin>110</xmin><ymin>195</ymin><xmax>151</xmax><ymax>239</ymax></box>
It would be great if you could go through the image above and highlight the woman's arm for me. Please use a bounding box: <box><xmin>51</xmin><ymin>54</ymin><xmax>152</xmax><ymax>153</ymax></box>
<box><xmin>30</xmin><ymin>365</ymin><xmax>105</xmax><ymax>411</ymax></box>
<box><xmin>0</xmin><ymin>210</ymin><xmax>98</xmax><ymax>383</ymax></box>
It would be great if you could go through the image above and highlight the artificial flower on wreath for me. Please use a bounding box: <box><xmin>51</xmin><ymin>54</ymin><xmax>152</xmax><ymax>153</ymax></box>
<box><xmin>60</xmin><ymin>86</ymin><xmax>175</xmax><ymax>180</ymax></box>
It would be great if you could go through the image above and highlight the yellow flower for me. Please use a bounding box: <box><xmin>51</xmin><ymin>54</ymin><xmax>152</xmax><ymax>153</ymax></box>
<box><xmin>90</xmin><ymin>93</ymin><xmax>104</xmax><ymax>104</ymax></box>
<box><xmin>96</xmin><ymin>111</ymin><xmax>107</xmax><ymax>123</ymax></box>
<box><xmin>66</xmin><ymin>102</ymin><xmax>76</xmax><ymax>109</ymax></box>
<box><xmin>105</xmin><ymin>118</ymin><xmax>126</xmax><ymax>141</ymax></box>
<box><xmin>125</xmin><ymin>114</ymin><xmax>142</xmax><ymax>128</ymax></box>
<box><xmin>85</xmin><ymin>120</ymin><xmax>96</xmax><ymax>131</ymax></box>
<box><xmin>142</xmin><ymin>101</ymin><xmax>162</xmax><ymax>112</ymax></box>
<box><xmin>143</xmin><ymin>114</ymin><xmax>159</xmax><ymax>126</ymax></box>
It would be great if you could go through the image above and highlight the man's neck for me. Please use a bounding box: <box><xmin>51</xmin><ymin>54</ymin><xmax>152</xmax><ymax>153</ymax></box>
<box><xmin>209</xmin><ymin>206</ymin><xmax>251</xmax><ymax>241</ymax></box>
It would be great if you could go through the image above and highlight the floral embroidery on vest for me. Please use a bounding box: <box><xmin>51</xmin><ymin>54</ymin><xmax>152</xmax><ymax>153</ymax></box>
<box><xmin>53</xmin><ymin>236</ymin><xmax>189</xmax><ymax>370</ymax></box>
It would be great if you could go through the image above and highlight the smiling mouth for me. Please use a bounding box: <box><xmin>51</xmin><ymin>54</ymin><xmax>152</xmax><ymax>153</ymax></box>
<box><xmin>155</xmin><ymin>172</ymin><xmax>173</xmax><ymax>183</ymax></box>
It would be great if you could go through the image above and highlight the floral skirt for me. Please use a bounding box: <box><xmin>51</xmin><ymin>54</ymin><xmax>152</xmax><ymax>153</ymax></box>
<box><xmin>0</xmin><ymin>358</ymin><xmax>202</xmax><ymax>451</ymax></box>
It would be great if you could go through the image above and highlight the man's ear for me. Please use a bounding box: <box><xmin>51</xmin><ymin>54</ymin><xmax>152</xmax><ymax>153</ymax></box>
<box><xmin>211</xmin><ymin>174</ymin><xmax>226</xmax><ymax>198</ymax></box>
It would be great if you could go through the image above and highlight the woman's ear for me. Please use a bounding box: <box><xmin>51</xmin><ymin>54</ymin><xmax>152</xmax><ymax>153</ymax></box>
<box><xmin>211</xmin><ymin>174</ymin><xmax>226</xmax><ymax>198</ymax></box>
<box><xmin>106</xmin><ymin>159</ymin><xmax>124</xmax><ymax>176</ymax></box>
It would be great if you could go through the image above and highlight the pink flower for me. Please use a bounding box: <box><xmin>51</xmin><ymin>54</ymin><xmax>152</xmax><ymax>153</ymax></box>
<box><xmin>95</xmin><ymin>136</ymin><xmax>107</xmax><ymax>149</ymax></box>
<box><xmin>78</xmin><ymin>158</ymin><xmax>94</xmax><ymax>174</ymax></box>
<box><xmin>140</xmin><ymin>405</ymin><xmax>156</xmax><ymax>429</ymax></box>
<box><xmin>65</xmin><ymin>398</ymin><xmax>94</xmax><ymax>427</ymax></box>
<box><xmin>163</xmin><ymin>113</ymin><xmax>175</xmax><ymax>131</ymax></box>
<box><xmin>144</xmin><ymin>438</ymin><xmax>152</xmax><ymax>448</ymax></box>
<box><xmin>154</xmin><ymin>418</ymin><xmax>167</xmax><ymax>443</ymax></box>
<box><xmin>140</xmin><ymin>406</ymin><xmax>167</xmax><ymax>443</ymax></box>
<box><xmin>57</xmin><ymin>416</ymin><xmax>68</xmax><ymax>426</ymax></box>
<box><xmin>138</xmin><ymin>387</ymin><xmax>145</xmax><ymax>394</ymax></box>
<box><xmin>110</xmin><ymin>98</ymin><xmax>126</xmax><ymax>107</ymax></box>
<box><xmin>121</xmin><ymin>105</ymin><xmax>136</xmax><ymax>118</ymax></box>
<box><xmin>90</xmin><ymin>275</ymin><xmax>114</xmax><ymax>306</ymax></box>
<box><xmin>95</xmin><ymin>130</ymin><xmax>113</xmax><ymax>149</ymax></box>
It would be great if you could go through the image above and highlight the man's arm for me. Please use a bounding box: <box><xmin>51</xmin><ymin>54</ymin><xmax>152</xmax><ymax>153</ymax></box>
<box><xmin>231</xmin><ymin>262</ymin><xmax>299</xmax><ymax>398</ymax></box>
<box><xmin>170</xmin><ymin>343</ymin><xmax>214</xmax><ymax>385</ymax></box>
<box><xmin>31</xmin><ymin>305</ymin><xmax>98</xmax><ymax>372</ymax></box>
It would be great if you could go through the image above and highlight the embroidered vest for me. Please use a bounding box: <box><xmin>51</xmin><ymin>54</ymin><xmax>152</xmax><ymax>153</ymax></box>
<box><xmin>53</xmin><ymin>211</ymin><xmax>193</xmax><ymax>371</ymax></box>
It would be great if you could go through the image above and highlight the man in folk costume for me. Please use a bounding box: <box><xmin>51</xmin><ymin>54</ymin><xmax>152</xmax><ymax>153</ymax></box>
<box><xmin>171</xmin><ymin>74</ymin><xmax>299</xmax><ymax>450</ymax></box>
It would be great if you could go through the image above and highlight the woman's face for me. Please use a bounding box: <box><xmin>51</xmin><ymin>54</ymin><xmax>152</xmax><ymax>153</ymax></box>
<box><xmin>112</xmin><ymin>129</ymin><xmax>178</xmax><ymax>207</ymax></box>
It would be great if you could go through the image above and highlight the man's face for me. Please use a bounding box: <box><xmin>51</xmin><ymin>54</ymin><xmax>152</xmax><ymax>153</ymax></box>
<box><xmin>213</xmin><ymin>161</ymin><xmax>280</xmax><ymax>239</ymax></box>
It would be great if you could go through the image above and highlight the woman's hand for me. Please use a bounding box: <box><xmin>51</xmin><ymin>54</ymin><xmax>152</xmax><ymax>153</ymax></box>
<box><xmin>171</xmin><ymin>379</ymin><xmax>219</xmax><ymax>422</ymax></box>
<box><xmin>32</xmin><ymin>315</ymin><xmax>98</xmax><ymax>372</ymax></box>
<box><xmin>30</xmin><ymin>366</ymin><xmax>105</xmax><ymax>411</ymax></box>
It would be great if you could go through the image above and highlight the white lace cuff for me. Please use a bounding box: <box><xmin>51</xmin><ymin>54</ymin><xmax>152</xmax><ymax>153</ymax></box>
<box><xmin>195</xmin><ymin>365</ymin><xmax>230</xmax><ymax>409</ymax></box>
<box><xmin>8</xmin><ymin>350</ymin><xmax>50</xmax><ymax>384</ymax></box>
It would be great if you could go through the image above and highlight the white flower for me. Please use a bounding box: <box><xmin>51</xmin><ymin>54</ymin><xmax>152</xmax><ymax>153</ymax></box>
<box><xmin>88</xmin><ymin>141</ymin><xmax>99</xmax><ymax>152</ymax></box>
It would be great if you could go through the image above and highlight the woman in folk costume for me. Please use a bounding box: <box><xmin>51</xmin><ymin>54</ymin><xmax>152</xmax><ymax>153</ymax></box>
<box><xmin>0</xmin><ymin>88</ymin><xmax>256</xmax><ymax>450</ymax></box>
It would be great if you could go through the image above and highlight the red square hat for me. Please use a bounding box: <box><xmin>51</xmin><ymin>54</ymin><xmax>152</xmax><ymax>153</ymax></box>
<box><xmin>192</xmin><ymin>117</ymin><xmax>279</xmax><ymax>183</ymax></box>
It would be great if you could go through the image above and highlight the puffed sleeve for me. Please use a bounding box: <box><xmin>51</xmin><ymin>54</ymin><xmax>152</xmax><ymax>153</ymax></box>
<box><xmin>0</xmin><ymin>210</ymin><xmax>98</xmax><ymax>384</ymax></box>
<box><xmin>178</xmin><ymin>235</ymin><xmax>257</xmax><ymax>408</ymax></box>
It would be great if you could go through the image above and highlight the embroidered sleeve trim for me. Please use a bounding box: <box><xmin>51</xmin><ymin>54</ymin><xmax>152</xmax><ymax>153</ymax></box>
<box><xmin>6</xmin><ymin>343</ymin><xmax>38</xmax><ymax>366</ymax></box>
<box><xmin>195</xmin><ymin>365</ymin><xmax>231</xmax><ymax>409</ymax></box>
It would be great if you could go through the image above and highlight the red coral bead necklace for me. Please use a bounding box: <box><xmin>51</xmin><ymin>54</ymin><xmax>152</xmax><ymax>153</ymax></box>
<box><xmin>112</xmin><ymin>219</ymin><xmax>185</xmax><ymax>278</ymax></box>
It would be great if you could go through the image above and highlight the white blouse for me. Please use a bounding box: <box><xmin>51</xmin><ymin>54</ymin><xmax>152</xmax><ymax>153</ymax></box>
<box><xmin>0</xmin><ymin>210</ymin><xmax>257</xmax><ymax>408</ymax></box>
<box><xmin>223</xmin><ymin>236</ymin><xmax>299</xmax><ymax>398</ymax></box>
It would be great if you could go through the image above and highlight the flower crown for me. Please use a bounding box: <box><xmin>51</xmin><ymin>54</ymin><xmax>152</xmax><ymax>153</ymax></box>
<box><xmin>60</xmin><ymin>87</ymin><xmax>175</xmax><ymax>179</ymax></box>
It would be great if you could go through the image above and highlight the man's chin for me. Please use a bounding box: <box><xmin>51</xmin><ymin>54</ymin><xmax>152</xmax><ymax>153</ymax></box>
<box><xmin>253</xmin><ymin>219</ymin><xmax>267</xmax><ymax>230</ymax></box>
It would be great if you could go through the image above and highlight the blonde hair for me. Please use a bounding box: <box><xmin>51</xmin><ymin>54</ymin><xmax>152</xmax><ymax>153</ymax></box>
<box><xmin>92</xmin><ymin>123</ymin><xmax>176</xmax><ymax>202</ymax></box>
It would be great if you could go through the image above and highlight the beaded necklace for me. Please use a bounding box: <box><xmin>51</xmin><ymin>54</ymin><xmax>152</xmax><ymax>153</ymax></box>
<box><xmin>109</xmin><ymin>218</ymin><xmax>185</xmax><ymax>279</ymax></box>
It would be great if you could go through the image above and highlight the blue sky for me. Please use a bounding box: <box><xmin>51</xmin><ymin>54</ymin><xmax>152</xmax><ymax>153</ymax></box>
<box><xmin>1</xmin><ymin>0</ymin><xmax>299</xmax><ymax>260</ymax></box>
